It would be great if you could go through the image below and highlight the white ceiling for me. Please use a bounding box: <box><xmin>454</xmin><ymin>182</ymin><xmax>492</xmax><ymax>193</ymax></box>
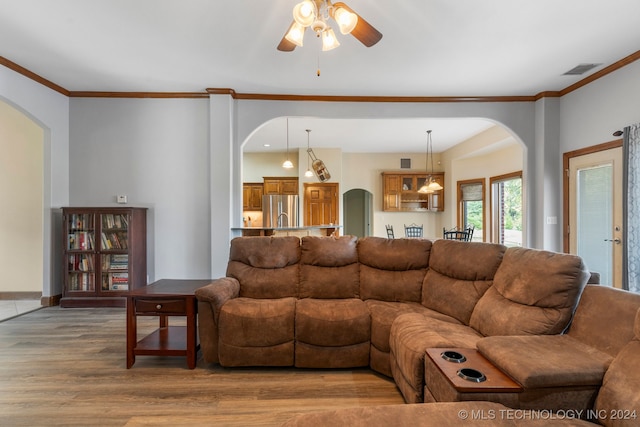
<box><xmin>1</xmin><ymin>0</ymin><xmax>638</xmax><ymax>153</ymax></box>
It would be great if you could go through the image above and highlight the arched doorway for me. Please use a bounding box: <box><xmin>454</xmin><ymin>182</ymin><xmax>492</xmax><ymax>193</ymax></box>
<box><xmin>0</xmin><ymin>100</ymin><xmax>44</xmax><ymax>305</ymax></box>
<box><xmin>344</xmin><ymin>189</ymin><xmax>373</xmax><ymax>238</ymax></box>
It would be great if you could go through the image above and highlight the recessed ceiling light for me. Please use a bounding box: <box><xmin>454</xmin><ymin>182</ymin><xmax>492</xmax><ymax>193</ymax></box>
<box><xmin>263</xmin><ymin>143</ymin><xmax>271</xmax><ymax>147</ymax></box>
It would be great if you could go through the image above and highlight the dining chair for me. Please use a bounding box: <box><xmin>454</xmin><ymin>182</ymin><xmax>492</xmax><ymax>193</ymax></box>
<box><xmin>404</xmin><ymin>223</ymin><xmax>423</xmax><ymax>238</ymax></box>
<box><xmin>443</xmin><ymin>226</ymin><xmax>472</xmax><ymax>241</ymax></box>
<box><xmin>385</xmin><ymin>224</ymin><xmax>395</xmax><ymax>239</ymax></box>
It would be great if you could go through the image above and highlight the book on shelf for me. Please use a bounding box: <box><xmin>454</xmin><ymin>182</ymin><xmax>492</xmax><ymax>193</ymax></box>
<box><xmin>106</xmin><ymin>272</ymin><xmax>129</xmax><ymax>291</ymax></box>
<box><xmin>102</xmin><ymin>214</ymin><xmax>129</xmax><ymax>230</ymax></box>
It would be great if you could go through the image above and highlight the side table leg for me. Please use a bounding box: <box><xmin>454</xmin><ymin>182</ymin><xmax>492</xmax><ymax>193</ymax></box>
<box><xmin>126</xmin><ymin>297</ymin><xmax>136</xmax><ymax>369</ymax></box>
<box><xmin>186</xmin><ymin>297</ymin><xmax>197</xmax><ymax>369</ymax></box>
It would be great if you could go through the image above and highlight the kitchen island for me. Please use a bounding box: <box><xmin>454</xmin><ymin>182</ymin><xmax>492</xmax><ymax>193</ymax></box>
<box><xmin>231</xmin><ymin>225</ymin><xmax>341</xmax><ymax>237</ymax></box>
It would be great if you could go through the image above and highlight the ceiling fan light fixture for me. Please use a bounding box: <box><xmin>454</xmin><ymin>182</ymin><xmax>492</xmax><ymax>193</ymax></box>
<box><xmin>333</xmin><ymin>7</ymin><xmax>358</xmax><ymax>34</ymax></box>
<box><xmin>322</xmin><ymin>28</ymin><xmax>340</xmax><ymax>51</ymax></box>
<box><xmin>293</xmin><ymin>1</ymin><xmax>317</xmax><ymax>27</ymax></box>
<box><xmin>285</xmin><ymin>22</ymin><xmax>306</xmax><ymax>47</ymax></box>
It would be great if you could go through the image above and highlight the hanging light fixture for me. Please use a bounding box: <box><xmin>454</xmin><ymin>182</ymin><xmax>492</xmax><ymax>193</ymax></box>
<box><xmin>282</xmin><ymin>118</ymin><xmax>294</xmax><ymax>169</ymax></box>
<box><xmin>418</xmin><ymin>130</ymin><xmax>443</xmax><ymax>193</ymax></box>
<box><xmin>304</xmin><ymin>129</ymin><xmax>314</xmax><ymax>177</ymax></box>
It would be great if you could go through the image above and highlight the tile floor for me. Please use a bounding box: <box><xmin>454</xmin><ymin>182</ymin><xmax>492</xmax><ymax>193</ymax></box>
<box><xmin>0</xmin><ymin>299</ymin><xmax>43</xmax><ymax>322</ymax></box>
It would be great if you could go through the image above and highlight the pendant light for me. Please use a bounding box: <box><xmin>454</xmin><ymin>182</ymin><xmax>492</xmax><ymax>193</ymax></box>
<box><xmin>304</xmin><ymin>129</ymin><xmax>314</xmax><ymax>177</ymax></box>
<box><xmin>282</xmin><ymin>118</ymin><xmax>294</xmax><ymax>169</ymax></box>
<box><xmin>418</xmin><ymin>130</ymin><xmax>443</xmax><ymax>193</ymax></box>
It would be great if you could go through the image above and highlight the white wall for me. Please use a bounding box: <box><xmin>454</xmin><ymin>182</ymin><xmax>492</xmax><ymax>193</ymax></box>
<box><xmin>0</xmin><ymin>64</ymin><xmax>69</xmax><ymax>299</ymax></box>
<box><xmin>558</xmin><ymin>60</ymin><xmax>640</xmax><ymax>244</ymax></box>
<box><xmin>0</xmin><ymin>101</ymin><xmax>43</xmax><ymax>293</ymax></box>
<box><xmin>69</xmin><ymin>98</ymin><xmax>211</xmax><ymax>281</ymax></box>
<box><xmin>3</xmin><ymin>57</ymin><xmax>640</xmax><ymax>293</ymax></box>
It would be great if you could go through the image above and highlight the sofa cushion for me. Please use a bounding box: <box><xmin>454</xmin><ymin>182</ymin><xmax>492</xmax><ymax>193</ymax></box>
<box><xmin>281</xmin><ymin>401</ymin><xmax>523</xmax><ymax>427</ymax></box>
<box><xmin>226</xmin><ymin>236</ymin><xmax>300</xmax><ymax>299</ymax></box>
<box><xmin>593</xmin><ymin>308</ymin><xmax>640</xmax><ymax>427</ymax></box>
<box><xmin>389</xmin><ymin>312</ymin><xmax>483</xmax><ymax>403</ymax></box>
<box><xmin>422</xmin><ymin>240</ymin><xmax>506</xmax><ymax>324</ymax></box>
<box><xmin>295</xmin><ymin>298</ymin><xmax>370</xmax><ymax>347</ymax></box>
<box><xmin>358</xmin><ymin>237</ymin><xmax>431</xmax><ymax>302</ymax></box>
<box><xmin>469</xmin><ymin>247</ymin><xmax>589</xmax><ymax>336</ymax></box>
<box><xmin>567</xmin><ymin>285</ymin><xmax>640</xmax><ymax>357</ymax></box>
<box><xmin>219</xmin><ymin>297</ymin><xmax>296</xmax><ymax>347</ymax></box>
<box><xmin>217</xmin><ymin>297</ymin><xmax>296</xmax><ymax>367</ymax></box>
<box><xmin>478</xmin><ymin>335</ymin><xmax>613</xmax><ymax>388</ymax></box>
<box><xmin>299</xmin><ymin>235</ymin><xmax>359</xmax><ymax>299</ymax></box>
<box><xmin>366</xmin><ymin>300</ymin><xmax>461</xmax><ymax>353</ymax></box>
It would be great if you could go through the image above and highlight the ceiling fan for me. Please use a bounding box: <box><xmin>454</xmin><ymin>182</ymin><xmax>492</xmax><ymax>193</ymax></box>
<box><xmin>277</xmin><ymin>0</ymin><xmax>382</xmax><ymax>52</ymax></box>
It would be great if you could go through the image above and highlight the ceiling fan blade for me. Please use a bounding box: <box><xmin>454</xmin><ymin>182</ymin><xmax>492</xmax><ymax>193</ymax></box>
<box><xmin>277</xmin><ymin>21</ymin><xmax>297</xmax><ymax>52</ymax></box>
<box><xmin>333</xmin><ymin>2</ymin><xmax>382</xmax><ymax>47</ymax></box>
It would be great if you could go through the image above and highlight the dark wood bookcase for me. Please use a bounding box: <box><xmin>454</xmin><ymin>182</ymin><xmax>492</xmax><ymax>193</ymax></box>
<box><xmin>61</xmin><ymin>207</ymin><xmax>147</xmax><ymax>307</ymax></box>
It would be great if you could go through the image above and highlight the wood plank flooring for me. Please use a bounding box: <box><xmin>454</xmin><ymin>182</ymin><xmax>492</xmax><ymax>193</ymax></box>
<box><xmin>0</xmin><ymin>307</ymin><xmax>404</xmax><ymax>426</ymax></box>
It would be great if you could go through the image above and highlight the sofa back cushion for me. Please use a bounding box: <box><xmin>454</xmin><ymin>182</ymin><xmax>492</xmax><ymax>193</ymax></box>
<box><xmin>469</xmin><ymin>247</ymin><xmax>589</xmax><ymax>336</ymax></box>
<box><xmin>568</xmin><ymin>285</ymin><xmax>640</xmax><ymax>357</ymax></box>
<box><xmin>226</xmin><ymin>236</ymin><xmax>300</xmax><ymax>299</ymax></box>
<box><xmin>299</xmin><ymin>235</ymin><xmax>360</xmax><ymax>298</ymax></box>
<box><xmin>358</xmin><ymin>237</ymin><xmax>431</xmax><ymax>302</ymax></box>
<box><xmin>593</xmin><ymin>308</ymin><xmax>640</xmax><ymax>427</ymax></box>
<box><xmin>422</xmin><ymin>240</ymin><xmax>506</xmax><ymax>325</ymax></box>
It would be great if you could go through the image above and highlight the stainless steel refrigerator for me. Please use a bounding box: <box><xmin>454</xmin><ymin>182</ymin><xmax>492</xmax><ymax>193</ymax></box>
<box><xmin>262</xmin><ymin>195</ymin><xmax>300</xmax><ymax>228</ymax></box>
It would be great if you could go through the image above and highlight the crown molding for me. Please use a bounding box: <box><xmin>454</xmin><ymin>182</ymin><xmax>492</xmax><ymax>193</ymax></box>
<box><xmin>68</xmin><ymin>91</ymin><xmax>208</xmax><ymax>98</ymax></box>
<box><xmin>0</xmin><ymin>56</ymin><xmax>70</xmax><ymax>96</ymax></box>
<box><xmin>2</xmin><ymin>50</ymin><xmax>639</xmax><ymax>102</ymax></box>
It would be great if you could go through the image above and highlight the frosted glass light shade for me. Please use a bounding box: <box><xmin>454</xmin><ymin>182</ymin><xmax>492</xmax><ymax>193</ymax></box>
<box><xmin>322</xmin><ymin>28</ymin><xmax>340</xmax><ymax>51</ymax></box>
<box><xmin>293</xmin><ymin>1</ymin><xmax>316</xmax><ymax>27</ymax></box>
<box><xmin>285</xmin><ymin>22</ymin><xmax>306</xmax><ymax>47</ymax></box>
<box><xmin>282</xmin><ymin>159</ymin><xmax>294</xmax><ymax>169</ymax></box>
<box><xmin>334</xmin><ymin>7</ymin><xmax>358</xmax><ymax>34</ymax></box>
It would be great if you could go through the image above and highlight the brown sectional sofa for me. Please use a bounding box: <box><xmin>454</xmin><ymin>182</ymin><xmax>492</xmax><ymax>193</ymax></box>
<box><xmin>283</xmin><ymin>303</ymin><xmax>640</xmax><ymax>426</ymax></box>
<box><xmin>194</xmin><ymin>235</ymin><xmax>636</xmax><ymax>419</ymax></box>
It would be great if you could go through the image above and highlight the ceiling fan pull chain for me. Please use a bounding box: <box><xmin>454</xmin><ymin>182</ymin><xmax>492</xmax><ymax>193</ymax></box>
<box><xmin>317</xmin><ymin>40</ymin><xmax>321</xmax><ymax>76</ymax></box>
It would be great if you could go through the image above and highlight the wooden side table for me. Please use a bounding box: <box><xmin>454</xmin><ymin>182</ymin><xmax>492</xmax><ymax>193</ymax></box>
<box><xmin>126</xmin><ymin>279</ymin><xmax>212</xmax><ymax>369</ymax></box>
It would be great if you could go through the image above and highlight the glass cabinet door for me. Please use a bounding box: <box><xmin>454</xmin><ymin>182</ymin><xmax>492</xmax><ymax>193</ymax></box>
<box><xmin>66</xmin><ymin>213</ymin><xmax>96</xmax><ymax>292</ymax></box>
<box><xmin>100</xmin><ymin>213</ymin><xmax>130</xmax><ymax>292</ymax></box>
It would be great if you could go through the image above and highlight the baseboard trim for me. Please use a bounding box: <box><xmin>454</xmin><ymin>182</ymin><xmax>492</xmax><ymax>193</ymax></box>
<box><xmin>42</xmin><ymin>294</ymin><xmax>61</xmax><ymax>307</ymax></box>
<box><xmin>0</xmin><ymin>292</ymin><xmax>42</xmax><ymax>300</ymax></box>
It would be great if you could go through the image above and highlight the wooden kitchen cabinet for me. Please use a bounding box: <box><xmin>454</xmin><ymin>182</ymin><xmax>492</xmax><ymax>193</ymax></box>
<box><xmin>382</xmin><ymin>172</ymin><xmax>444</xmax><ymax>212</ymax></box>
<box><xmin>243</xmin><ymin>183</ymin><xmax>263</xmax><ymax>211</ymax></box>
<box><xmin>263</xmin><ymin>177</ymin><xmax>299</xmax><ymax>195</ymax></box>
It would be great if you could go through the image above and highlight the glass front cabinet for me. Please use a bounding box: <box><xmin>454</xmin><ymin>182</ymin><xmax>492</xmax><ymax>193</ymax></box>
<box><xmin>61</xmin><ymin>207</ymin><xmax>147</xmax><ymax>307</ymax></box>
<box><xmin>382</xmin><ymin>172</ymin><xmax>445</xmax><ymax>212</ymax></box>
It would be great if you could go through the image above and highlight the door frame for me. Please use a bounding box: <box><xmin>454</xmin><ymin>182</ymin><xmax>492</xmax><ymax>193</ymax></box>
<box><xmin>562</xmin><ymin>139</ymin><xmax>623</xmax><ymax>253</ymax></box>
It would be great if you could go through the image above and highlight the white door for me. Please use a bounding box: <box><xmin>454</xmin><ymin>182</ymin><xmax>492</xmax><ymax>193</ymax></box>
<box><xmin>568</xmin><ymin>147</ymin><xmax>623</xmax><ymax>287</ymax></box>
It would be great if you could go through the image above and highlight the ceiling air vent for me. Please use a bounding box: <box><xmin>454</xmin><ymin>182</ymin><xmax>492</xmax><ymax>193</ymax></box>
<box><xmin>563</xmin><ymin>63</ymin><xmax>602</xmax><ymax>75</ymax></box>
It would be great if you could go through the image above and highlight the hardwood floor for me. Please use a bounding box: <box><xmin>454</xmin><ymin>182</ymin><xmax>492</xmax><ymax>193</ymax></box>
<box><xmin>0</xmin><ymin>307</ymin><xmax>404</xmax><ymax>426</ymax></box>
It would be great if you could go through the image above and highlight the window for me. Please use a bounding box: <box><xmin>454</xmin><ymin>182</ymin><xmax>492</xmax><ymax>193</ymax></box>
<box><xmin>457</xmin><ymin>179</ymin><xmax>485</xmax><ymax>241</ymax></box>
<box><xmin>490</xmin><ymin>172</ymin><xmax>523</xmax><ymax>247</ymax></box>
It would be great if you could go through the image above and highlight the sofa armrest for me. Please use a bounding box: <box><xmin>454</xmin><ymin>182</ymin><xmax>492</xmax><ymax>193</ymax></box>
<box><xmin>195</xmin><ymin>277</ymin><xmax>240</xmax><ymax>324</ymax></box>
<box><xmin>195</xmin><ymin>277</ymin><xmax>240</xmax><ymax>364</ymax></box>
<box><xmin>477</xmin><ymin>335</ymin><xmax>613</xmax><ymax>388</ymax></box>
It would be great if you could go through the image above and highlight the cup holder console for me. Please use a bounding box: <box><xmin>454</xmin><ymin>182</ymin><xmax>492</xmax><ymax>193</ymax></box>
<box><xmin>457</xmin><ymin>368</ymin><xmax>487</xmax><ymax>383</ymax></box>
<box><xmin>441</xmin><ymin>350</ymin><xmax>467</xmax><ymax>363</ymax></box>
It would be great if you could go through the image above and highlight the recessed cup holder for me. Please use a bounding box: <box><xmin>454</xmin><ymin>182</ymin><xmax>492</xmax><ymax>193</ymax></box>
<box><xmin>441</xmin><ymin>350</ymin><xmax>467</xmax><ymax>363</ymax></box>
<box><xmin>457</xmin><ymin>368</ymin><xmax>487</xmax><ymax>383</ymax></box>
